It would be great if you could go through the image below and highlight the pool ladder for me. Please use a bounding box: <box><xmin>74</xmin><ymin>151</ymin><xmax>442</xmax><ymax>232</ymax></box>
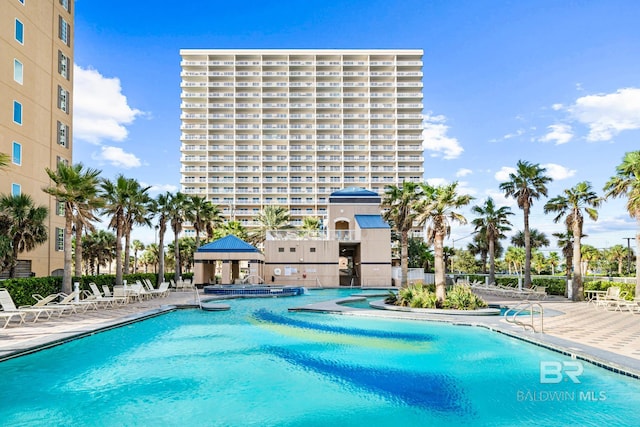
<box><xmin>194</xmin><ymin>286</ymin><xmax>202</xmax><ymax>310</ymax></box>
<box><xmin>504</xmin><ymin>301</ymin><xmax>544</xmax><ymax>333</ymax></box>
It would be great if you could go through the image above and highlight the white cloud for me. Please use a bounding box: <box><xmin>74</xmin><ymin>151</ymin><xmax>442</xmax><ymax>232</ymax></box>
<box><xmin>422</xmin><ymin>113</ymin><xmax>464</xmax><ymax>159</ymax></box>
<box><xmin>425</xmin><ymin>177</ymin><xmax>449</xmax><ymax>187</ymax></box>
<box><xmin>456</xmin><ymin>168</ymin><xmax>473</xmax><ymax>178</ymax></box>
<box><xmin>484</xmin><ymin>190</ymin><xmax>518</xmax><ymax>208</ymax></box>
<box><xmin>503</xmin><ymin>128</ymin><xmax>525</xmax><ymax>139</ymax></box>
<box><xmin>539</xmin><ymin>123</ymin><xmax>574</xmax><ymax>145</ymax></box>
<box><xmin>73</xmin><ymin>64</ymin><xmax>143</xmax><ymax>144</ymax></box>
<box><xmin>551</xmin><ymin>103</ymin><xmax>563</xmax><ymax>111</ymax></box>
<box><xmin>567</xmin><ymin>87</ymin><xmax>640</xmax><ymax>142</ymax></box>
<box><xmin>147</xmin><ymin>183</ymin><xmax>179</xmax><ymax>194</ymax></box>
<box><xmin>541</xmin><ymin>163</ymin><xmax>576</xmax><ymax>180</ymax></box>
<box><xmin>494</xmin><ymin>166</ymin><xmax>516</xmax><ymax>182</ymax></box>
<box><xmin>96</xmin><ymin>146</ymin><xmax>141</xmax><ymax>169</ymax></box>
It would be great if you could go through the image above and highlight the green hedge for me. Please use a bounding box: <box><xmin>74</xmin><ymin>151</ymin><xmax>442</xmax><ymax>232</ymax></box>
<box><xmin>0</xmin><ymin>272</ymin><xmax>196</xmax><ymax>306</ymax></box>
<box><xmin>1</xmin><ymin>277</ymin><xmax>62</xmax><ymax>307</ymax></box>
<box><xmin>466</xmin><ymin>275</ymin><xmax>567</xmax><ymax>296</ymax></box>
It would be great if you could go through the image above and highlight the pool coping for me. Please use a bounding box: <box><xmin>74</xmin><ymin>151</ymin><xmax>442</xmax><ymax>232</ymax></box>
<box><xmin>0</xmin><ymin>306</ymin><xmax>177</xmax><ymax>363</ymax></box>
<box><xmin>290</xmin><ymin>297</ymin><xmax>640</xmax><ymax>380</ymax></box>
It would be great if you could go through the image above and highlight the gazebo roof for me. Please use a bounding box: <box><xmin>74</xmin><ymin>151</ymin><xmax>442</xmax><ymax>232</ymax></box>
<box><xmin>196</xmin><ymin>235</ymin><xmax>260</xmax><ymax>253</ymax></box>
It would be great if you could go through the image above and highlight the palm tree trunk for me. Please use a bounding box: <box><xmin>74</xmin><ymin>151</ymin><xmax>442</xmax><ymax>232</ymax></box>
<box><xmin>572</xmin><ymin>222</ymin><xmax>584</xmax><ymax>301</ymax></box>
<box><xmin>523</xmin><ymin>203</ymin><xmax>532</xmax><ymax>287</ymax></box>
<box><xmin>174</xmin><ymin>229</ymin><xmax>181</xmax><ymax>283</ymax></box>
<box><xmin>434</xmin><ymin>232</ymin><xmax>446</xmax><ymax>302</ymax></box>
<box><xmin>124</xmin><ymin>231</ymin><xmax>131</xmax><ymax>275</ymax></box>
<box><xmin>62</xmin><ymin>210</ymin><xmax>74</xmax><ymax>293</ymax></box>
<box><xmin>115</xmin><ymin>219</ymin><xmax>123</xmax><ymax>286</ymax></box>
<box><xmin>158</xmin><ymin>224</ymin><xmax>166</xmax><ymax>284</ymax></box>
<box><xmin>488</xmin><ymin>238</ymin><xmax>496</xmax><ymax>285</ymax></box>
<box><xmin>400</xmin><ymin>230</ymin><xmax>408</xmax><ymax>287</ymax></box>
<box><xmin>74</xmin><ymin>221</ymin><xmax>83</xmax><ymax>277</ymax></box>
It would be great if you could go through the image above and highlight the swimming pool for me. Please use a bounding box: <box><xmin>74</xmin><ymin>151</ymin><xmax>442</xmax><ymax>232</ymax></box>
<box><xmin>1</xmin><ymin>289</ymin><xmax>639</xmax><ymax>425</ymax></box>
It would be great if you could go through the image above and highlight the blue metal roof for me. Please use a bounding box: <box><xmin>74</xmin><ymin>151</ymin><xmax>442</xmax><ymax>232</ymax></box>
<box><xmin>330</xmin><ymin>187</ymin><xmax>379</xmax><ymax>197</ymax></box>
<box><xmin>196</xmin><ymin>235</ymin><xmax>260</xmax><ymax>253</ymax></box>
<box><xmin>355</xmin><ymin>214</ymin><xmax>390</xmax><ymax>229</ymax></box>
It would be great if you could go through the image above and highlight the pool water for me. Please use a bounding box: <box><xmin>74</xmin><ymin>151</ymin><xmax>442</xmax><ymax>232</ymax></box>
<box><xmin>1</xmin><ymin>289</ymin><xmax>639</xmax><ymax>426</ymax></box>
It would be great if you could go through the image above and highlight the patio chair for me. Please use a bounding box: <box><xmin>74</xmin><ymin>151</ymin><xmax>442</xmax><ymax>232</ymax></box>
<box><xmin>0</xmin><ymin>288</ymin><xmax>56</xmax><ymax>322</ymax></box>
<box><xmin>102</xmin><ymin>285</ymin><xmax>128</xmax><ymax>305</ymax></box>
<box><xmin>1</xmin><ymin>310</ymin><xmax>26</xmax><ymax>329</ymax></box>
<box><xmin>57</xmin><ymin>291</ymin><xmax>98</xmax><ymax>312</ymax></box>
<box><xmin>30</xmin><ymin>293</ymin><xmax>75</xmax><ymax>316</ymax></box>
<box><xmin>87</xmin><ymin>283</ymin><xmax>122</xmax><ymax>308</ymax></box>
<box><xmin>525</xmin><ymin>286</ymin><xmax>547</xmax><ymax>300</ymax></box>
<box><xmin>146</xmin><ymin>281</ymin><xmax>170</xmax><ymax>298</ymax></box>
<box><xmin>594</xmin><ymin>287</ymin><xmax>627</xmax><ymax>311</ymax></box>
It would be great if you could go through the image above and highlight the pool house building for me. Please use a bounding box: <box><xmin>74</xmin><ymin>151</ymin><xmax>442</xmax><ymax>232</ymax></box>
<box><xmin>193</xmin><ymin>188</ymin><xmax>392</xmax><ymax>287</ymax></box>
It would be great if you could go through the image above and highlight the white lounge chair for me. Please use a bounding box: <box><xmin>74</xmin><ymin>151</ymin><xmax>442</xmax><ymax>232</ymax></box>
<box><xmin>30</xmin><ymin>293</ymin><xmax>75</xmax><ymax>316</ymax></box>
<box><xmin>0</xmin><ymin>288</ymin><xmax>56</xmax><ymax>322</ymax></box>
<box><xmin>1</xmin><ymin>310</ymin><xmax>26</xmax><ymax>328</ymax></box>
<box><xmin>87</xmin><ymin>283</ymin><xmax>121</xmax><ymax>308</ymax></box>
<box><xmin>57</xmin><ymin>291</ymin><xmax>98</xmax><ymax>312</ymax></box>
<box><xmin>102</xmin><ymin>285</ymin><xmax>128</xmax><ymax>305</ymax></box>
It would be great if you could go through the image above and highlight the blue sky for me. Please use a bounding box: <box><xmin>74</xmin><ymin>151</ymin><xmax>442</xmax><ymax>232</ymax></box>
<box><xmin>73</xmin><ymin>0</ymin><xmax>640</xmax><ymax>253</ymax></box>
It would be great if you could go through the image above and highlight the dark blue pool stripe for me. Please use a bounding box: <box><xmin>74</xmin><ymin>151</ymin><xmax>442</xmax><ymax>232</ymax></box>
<box><xmin>269</xmin><ymin>346</ymin><xmax>469</xmax><ymax>414</ymax></box>
<box><xmin>252</xmin><ymin>309</ymin><xmax>435</xmax><ymax>342</ymax></box>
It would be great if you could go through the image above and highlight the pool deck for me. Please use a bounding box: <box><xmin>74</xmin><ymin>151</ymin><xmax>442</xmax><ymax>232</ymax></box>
<box><xmin>2</xmin><ymin>289</ymin><xmax>640</xmax><ymax>379</ymax></box>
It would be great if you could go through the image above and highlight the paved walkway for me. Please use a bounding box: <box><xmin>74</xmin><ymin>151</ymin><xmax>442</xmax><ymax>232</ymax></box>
<box><xmin>3</xmin><ymin>289</ymin><xmax>640</xmax><ymax>378</ymax></box>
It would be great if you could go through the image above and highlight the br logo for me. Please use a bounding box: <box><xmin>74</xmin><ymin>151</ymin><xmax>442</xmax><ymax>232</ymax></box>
<box><xmin>539</xmin><ymin>361</ymin><xmax>583</xmax><ymax>384</ymax></box>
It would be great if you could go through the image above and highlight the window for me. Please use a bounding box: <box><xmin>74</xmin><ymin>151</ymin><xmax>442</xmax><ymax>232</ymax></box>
<box><xmin>15</xmin><ymin>19</ymin><xmax>24</xmax><ymax>44</ymax></box>
<box><xmin>58</xmin><ymin>86</ymin><xmax>69</xmax><ymax>113</ymax></box>
<box><xmin>310</xmin><ymin>248</ymin><xmax>316</xmax><ymax>253</ymax></box>
<box><xmin>58</xmin><ymin>51</ymin><xmax>69</xmax><ymax>79</ymax></box>
<box><xmin>60</xmin><ymin>0</ymin><xmax>70</xmax><ymax>12</ymax></box>
<box><xmin>55</xmin><ymin>228</ymin><xmax>64</xmax><ymax>251</ymax></box>
<box><xmin>13</xmin><ymin>101</ymin><xmax>22</xmax><ymax>124</ymax></box>
<box><xmin>57</xmin><ymin>121</ymin><xmax>69</xmax><ymax>147</ymax></box>
<box><xmin>56</xmin><ymin>201</ymin><xmax>65</xmax><ymax>216</ymax></box>
<box><xmin>278</xmin><ymin>247</ymin><xmax>284</xmax><ymax>253</ymax></box>
<box><xmin>289</xmin><ymin>248</ymin><xmax>296</xmax><ymax>253</ymax></box>
<box><xmin>14</xmin><ymin>59</ymin><xmax>23</xmax><ymax>84</ymax></box>
<box><xmin>12</xmin><ymin>183</ymin><xmax>21</xmax><ymax>197</ymax></box>
<box><xmin>56</xmin><ymin>156</ymin><xmax>69</xmax><ymax>168</ymax></box>
<box><xmin>12</xmin><ymin>142</ymin><xmax>21</xmax><ymax>165</ymax></box>
<box><xmin>58</xmin><ymin>16</ymin><xmax>70</xmax><ymax>46</ymax></box>
<box><xmin>18</xmin><ymin>0</ymin><xmax>25</xmax><ymax>4</ymax></box>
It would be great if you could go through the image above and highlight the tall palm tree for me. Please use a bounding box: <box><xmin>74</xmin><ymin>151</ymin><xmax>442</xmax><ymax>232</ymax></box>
<box><xmin>250</xmin><ymin>205</ymin><xmax>292</xmax><ymax>246</ymax></box>
<box><xmin>132</xmin><ymin>239</ymin><xmax>145</xmax><ymax>273</ymax></box>
<box><xmin>580</xmin><ymin>244</ymin><xmax>601</xmax><ymax>276</ymax></box>
<box><xmin>187</xmin><ymin>195</ymin><xmax>222</xmax><ymax>249</ymax></box>
<box><xmin>605</xmin><ymin>244</ymin><xmax>629</xmax><ymax>276</ymax></box>
<box><xmin>499</xmin><ymin>160</ymin><xmax>552</xmax><ymax>287</ymax></box>
<box><xmin>382</xmin><ymin>181</ymin><xmax>423</xmax><ymax>288</ymax></box>
<box><xmin>510</xmin><ymin>228</ymin><xmax>550</xmax><ymax>250</ymax></box>
<box><xmin>167</xmin><ymin>192</ymin><xmax>189</xmax><ymax>283</ymax></box>
<box><xmin>100</xmin><ymin>175</ymin><xmax>136</xmax><ymax>286</ymax></box>
<box><xmin>82</xmin><ymin>230</ymin><xmax>115</xmax><ymax>275</ymax></box>
<box><xmin>544</xmin><ymin>181</ymin><xmax>601</xmax><ymax>301</ymax></box>
<box><xmin>604</xmin><ymin>150</ymin><xmax>640</xmax><ymax>295</ymax></box>
<box><xmin>122</xmin><ymin>180</ymin><xmax>152</xmax><ymax>274</ymax></box>
<box><xmin>213</xmin><ymin>220</ymin><xmax>249</xmax><ymax>240</ymax></box>
<box><xmin>471</xmin><ymin>197</ymin><xmax>514</xmax><ymax>285</ymax></box>
<box><xmin>416</xmin><ymin>182</ymin><xmax>473</xmax><ymax>302</ymax></box>
<box><xmin>151</xmin><ymin>192</ymin><xmax>172</xmax><ymax>285</ymax></box>
<box><xmin>43</xmin><ymin>163</ymin><xmax>102</xmax><ymax>291</ymax></box>
<box><xmin>0</xmin><ymin>194</ymin><xmax>48</xmax><ymax>278</ymax></box>
<box><xmin>547</xmin><ymin>252</ymin><xmax>560</xmax><ymax>276</ymax></box>
<box><xmin>504</xmin><ymin>246</ymin><xmax>525</xmax><ymax>275</ymax></box>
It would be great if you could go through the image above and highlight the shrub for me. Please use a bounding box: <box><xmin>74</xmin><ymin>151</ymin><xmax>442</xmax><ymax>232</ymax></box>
<box><xmin>443</xmin><ymin>285</ymin><xmax>488</xmax><ymax>310</ymax></box>
<box><xmin>392</xmin><ymin>283</ymin><xmax>487</xmax><ymax>310</ymax></box>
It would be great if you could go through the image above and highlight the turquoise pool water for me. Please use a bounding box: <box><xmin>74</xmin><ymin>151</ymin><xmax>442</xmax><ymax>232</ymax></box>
<box><xmin>1</xmin><ymin>289</ymin><xmax>639</xmax><ymax>426</ymax></box>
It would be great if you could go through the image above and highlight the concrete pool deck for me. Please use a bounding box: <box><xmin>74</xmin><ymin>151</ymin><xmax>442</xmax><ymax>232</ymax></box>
<box><xmin>2</xmin><ymin>289</ymin><xmax>640</xmax><ymax>379</ymax></box>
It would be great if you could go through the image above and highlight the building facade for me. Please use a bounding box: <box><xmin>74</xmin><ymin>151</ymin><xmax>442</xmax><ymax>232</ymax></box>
<box><xmin>179</xmin><ymin>49</ymin><xmax>424</xmax><ymax>230</ymax></box>
<box><xmin>0</xmin><ymin>0</ymin><xmax>74</xmax><ymax>276</ymax></box>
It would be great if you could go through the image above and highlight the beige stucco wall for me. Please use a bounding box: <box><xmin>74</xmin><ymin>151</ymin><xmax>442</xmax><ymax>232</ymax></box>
<box><xmin>264</xmin><ymin>239</ymin><xmax>339</xmax><ymax>287</ymax></box>
<box><xmin>1</xmin><ymin>0</ymin><xmax>73</xmax><ymax>276</ymax></box>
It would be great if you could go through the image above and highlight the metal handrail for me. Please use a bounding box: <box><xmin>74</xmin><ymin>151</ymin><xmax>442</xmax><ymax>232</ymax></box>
<box><xmin>504</xmin><ymin>301</ymin><xmax>544</xmax><ymax>333</ymax></box>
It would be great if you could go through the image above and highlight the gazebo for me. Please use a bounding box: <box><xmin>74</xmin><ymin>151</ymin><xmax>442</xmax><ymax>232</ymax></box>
<box><xmin>193</xmin><ymin>235</ymin><xmax>265</xmax><ymax>285</ymax></box>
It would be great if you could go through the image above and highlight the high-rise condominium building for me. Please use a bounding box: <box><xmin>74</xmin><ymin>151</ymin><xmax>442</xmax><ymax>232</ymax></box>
<box><xmin>1</xmin><ymin>0</ymin><xmax>74</xmax><ymax>276</ymax></box>
<box><xmin>179</xmin><ymin>49</ymin><xmax>424</xmax><ymax>229</ymax></box>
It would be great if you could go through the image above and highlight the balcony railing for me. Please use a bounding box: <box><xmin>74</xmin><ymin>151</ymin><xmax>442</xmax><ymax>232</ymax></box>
<box><xmin>266</xmin><ymin>229</ymin><xmax>356</xmax><ymax>241</ymax></box>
